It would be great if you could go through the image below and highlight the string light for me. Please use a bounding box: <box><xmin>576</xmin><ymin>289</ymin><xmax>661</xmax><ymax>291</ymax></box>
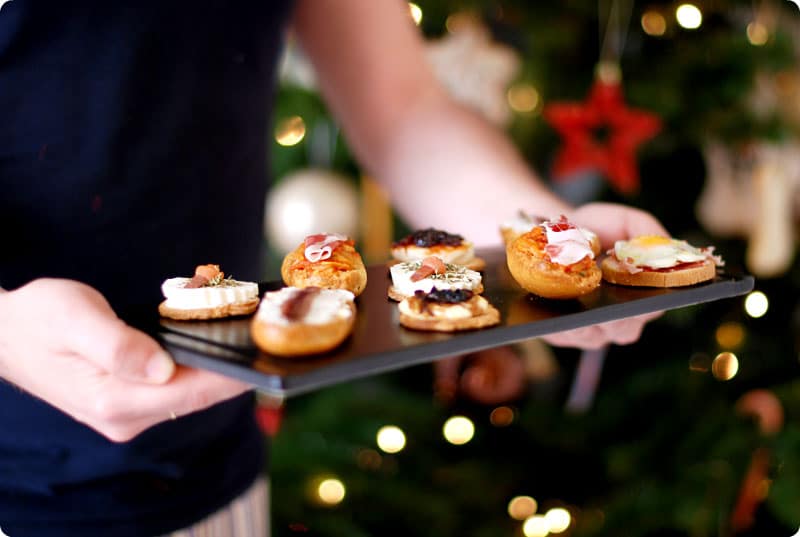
<box><xmin>275</xmin><ymin>116</ymin><xmax>306</xmax><ymax>146</ymax></box>
<box><xmin>745</xmin><ymin>291</ymin><xmax>768</xmax><ymax>318</ymax></box>
<box><xmin>715</xmin><ymin>322</ymin><xmax>745</xmax><ymax>349</ymax></box>
<box><xmin>316</xmin><ymin>478</ymin><xmax>346</xmax><ymax>505</ymax></box>
<box><xmin>376</xmin><ymin>425</ymin><xmax>406</xmax><ymax>454</ymax></box>
<box><xmin>490</xmin><ymin>406</ymin><xmax>515</xmax><ymax>427</ymax></box>
<box><xmin>544</xmin><ymin>508</ymin><xmax>571</xmax><ymax>533</ymax></box>
<box><xmin>522</xmin><ymin>514</ymin><xmax>550</xmax><ymax>537</ymax></box>
<box><xmin>712</xmin><ymin>352</ymin><xmax>739</xmax><ymax>381</ymax></box>
<box><xmin>408</xmin><ymin>3</ymin><xmax>423</xmax><ymax>26</ymax></box>
<box><xmin>689</xmin><ymin>352</ymin><xmax>711</xmax><ymax>373</ymax></box>
<box><xmin>747</xmin><ymin>21</ymin><xmax>769</xmax><ymax>45</ymax></box>
<box><xmin>641</xmin><ymin>11</ymin><xmax>667</xmax><ymax>36</ymax></box>
<box><xmin>443</xmin><ymin>416</ymin><xmax>475</xmax><ymax>445</ymax></box>
<box><xmin>508</xmin><ymin>496</ymin><xmax>538</xmax><ymax>520</ymax></box>
<box><xmin>675</xmin><ymin>4</ymin><xmax>702</xmax><ymax>30</ymax></box>
<box><xmin>507</xmin><ymin>84</ymin><xmax>540</xmax><ymax>113</ymax></box>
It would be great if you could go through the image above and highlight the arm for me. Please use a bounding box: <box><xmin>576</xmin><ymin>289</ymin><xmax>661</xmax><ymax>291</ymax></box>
<box><xmin>293</xmin><ymin>0</ymin><xmax>668</xmax><ymax>351</ymax></box>
<box><xmin>292</xmin><ymin>0</ymin><xmax>571</xmax><ymax>247</ymax></box>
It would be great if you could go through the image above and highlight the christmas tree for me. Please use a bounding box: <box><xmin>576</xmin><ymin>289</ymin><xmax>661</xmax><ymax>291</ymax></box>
<box><xmin>265</xmin><ymin>1</ymin><xmax>800</xmax><ymax>535</ymax></box>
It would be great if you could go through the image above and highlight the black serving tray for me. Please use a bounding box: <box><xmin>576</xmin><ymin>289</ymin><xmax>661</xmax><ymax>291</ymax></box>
<box><xmin>158</xmin><ymin>248</ymin><xmax>754</xmax><ymax>399</ymax></box>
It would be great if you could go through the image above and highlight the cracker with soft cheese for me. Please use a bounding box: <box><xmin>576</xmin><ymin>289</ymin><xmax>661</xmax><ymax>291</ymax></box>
<box><xmin>388</xmin><ymin>255</ymin><xmax>483</xmax><ymax>301</ymax></box>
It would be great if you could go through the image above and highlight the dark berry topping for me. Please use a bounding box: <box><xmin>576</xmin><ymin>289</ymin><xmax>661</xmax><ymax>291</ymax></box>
<box><xmin>394</xmin><ymin>228</ymin><xmax>464</xmax><ymax>248</ymax></box>
<box><xmin>415</xmin><ymin>287</ymin><xmax>473</xmax><ymax>303</ymax></box>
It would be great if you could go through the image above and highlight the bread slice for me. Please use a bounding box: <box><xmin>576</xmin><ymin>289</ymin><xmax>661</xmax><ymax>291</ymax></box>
<box><xmin>158</xmin><ymin>298</ymin><xmax>260</xmax><ymax>320</ymax></box>
<box><xmin>251</xmin><ymin>301</ymin><xmax>356</xmax><ymax>357</ymax></box>
<box><xmin>398</xmin><ymin>295</ymin><xmax>500</xmax><ymax>332</ymax></box>
<box><xmin>281</xmin><ymin>241</ymin><xmax>367</xmax><ymax>297</ymax></box>
<box><xmin>601</xmin><ymin>255</ymin><xmax>717</xmax><ymax>287</ymax></box>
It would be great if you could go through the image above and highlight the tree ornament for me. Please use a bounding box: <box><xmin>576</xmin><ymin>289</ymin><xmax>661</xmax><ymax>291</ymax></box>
<box><xmin>543</xmin><ymin>63</ymin><xmax>661</xmax><ymax>195</ymax></box>
<box><xmin>425</xmin><ymin>14</ymin><xmax>521</xmax><ymax>126</ymax></box>
<box><xmin>696</xmin><ymin>139</ymin><xmax>800</xmax><ymax>279</ymax></box>
<box><xmin>264</xmin><ymin>168</ymin><xmax>360</xmax><ymax>255</ymax></box>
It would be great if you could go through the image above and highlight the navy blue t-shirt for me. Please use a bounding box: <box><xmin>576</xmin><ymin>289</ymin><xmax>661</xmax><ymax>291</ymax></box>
<box><xmin>0</xmin><ymin>1</ymin><xmax>294</xmax><ymax>534</ymax></box>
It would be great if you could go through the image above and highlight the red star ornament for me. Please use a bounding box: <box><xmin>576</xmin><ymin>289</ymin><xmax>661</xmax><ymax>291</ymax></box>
<box><xmin>543</xmin><ymin>77</ymin><xmax>661</xmax><ymax>194</ymax></box>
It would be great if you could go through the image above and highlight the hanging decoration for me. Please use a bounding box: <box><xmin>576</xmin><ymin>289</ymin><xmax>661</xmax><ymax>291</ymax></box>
<box><xmin>543</xmin><ymin>0</ymin><xmax>661</xmax><ymax>195</ymax></box>
<box><xmin>425</xmin><ymin>13</ymin><xmax>521</xmax><ymax>126</ymax></box>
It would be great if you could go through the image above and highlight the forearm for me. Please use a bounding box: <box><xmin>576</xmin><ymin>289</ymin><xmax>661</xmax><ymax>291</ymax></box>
<box><xmin>293</xmin><ymin>0</ymin><xmax>571</xmax><ymax>247</ymax></box>
<box><xmin>355</xmin><ymin>92</ymin><xmax>572</xmax><ymax>247</ymax></box>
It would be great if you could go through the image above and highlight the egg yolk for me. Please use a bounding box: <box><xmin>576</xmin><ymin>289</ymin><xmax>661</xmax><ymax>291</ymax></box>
<box><xmin>630</xmin><ymin>235</ymin><xmax>672</xmax><ymax>248</ymax></box>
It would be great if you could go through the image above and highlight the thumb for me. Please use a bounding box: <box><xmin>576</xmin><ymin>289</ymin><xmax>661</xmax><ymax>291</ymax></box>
<box><xmin>67</xmin><ymin>311</ymin><xmax>176</xmax><ymax>384</ymax></box>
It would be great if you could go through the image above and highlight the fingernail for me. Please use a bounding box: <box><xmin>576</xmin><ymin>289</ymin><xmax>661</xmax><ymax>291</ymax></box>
<box><xmin>146</xmin><ymin>352</ymin><xmax>175</xmax><ymax>383</ymax></box>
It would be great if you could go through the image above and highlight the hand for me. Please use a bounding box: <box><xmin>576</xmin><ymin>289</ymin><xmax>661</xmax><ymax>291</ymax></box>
<box><xmin>568</xmin><ymin>201</ymin><xmax>669</xmax><ymax>250</ymax></box>
<box><xmin>0</xmin><ymin>278</ymin><xmax>252</xmax><ymax>442</ymax></box>
<box><xmin>434</xmin><ymin>347</ymin><xmax>527</xmax><ymax>405</ymax></box>
<box><xmin>541</xmin><ymin>202</ymin><xmax>669</xmax><ymax>350</ymax></box>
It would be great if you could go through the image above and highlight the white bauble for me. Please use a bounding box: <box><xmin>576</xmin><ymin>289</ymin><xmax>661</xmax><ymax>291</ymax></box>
<box><xmin>265</xmin><ymin>168</ymin><xmax>360</xmax><ymax>255</ymax></box>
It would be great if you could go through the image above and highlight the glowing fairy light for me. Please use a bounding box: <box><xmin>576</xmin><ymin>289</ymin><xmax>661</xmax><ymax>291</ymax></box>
<box><xmin>275</xmin><ymin>116</ymin><xmax>306</xmax><ymax>146</ymax></box>
<box><xmin>408</xmin><ymin>3</ymin><xmax>422</xmax><ymax>26</ymax></box>
<box><xmin>376</xmin><ymin>425</ymin><xmax>406</xmax><ymax>454</ymax></box>
<box><xmin>745</xmin><ymin>291</ymin><xmax>768</xmax><ymax>318</ymax></box>
<box><xmin>443</xmin><ymin>416</ymin><xmax>475</xmax><ymax>445</ymax></box>
<box><xmin>641</xmin><ymin>11</ymin><xmax>667</xmax><ymax>36</ymax></box>
<box><xmin>676</xmin><ymin>4</ymin><xmax>702</xmax><ymax>29</ymax></box>
<box><xmin>507</xmin><ymin>84</ymin><xmax>540</xmax><ymax>113</ymax></box>
<box><xmin>712</xmin><ymin>352</ymin><xmax>739</xmax><ymax>381</ymax></box>
<box><xmin>747</xmin><ymin>22</ymin><xmax>769</xmax><ymax>45</ymax></box>
<box><xmin>316</xmin><ymin>478</ymin><xmax>346</xmax><ymax>505</ymax></box>
<box><xmin>715</xmin><ymin>322</ymin><xmax>745</xmax><ymax>349</ymax></box>
<box><xmin>544</xmin><ymin>508</ymin><xmax>571</xmax><ymax>533</ymax></box>
<box><xmin>522</xmin><ymin>514</ymin><xmax>550</xmax><ymax>537</ymax></box>
<box><xmin>508</xmin><ymin>496</ymin><xmax>538</xmax><ymax>520</ymax></box>
<box><xmin>490</xmin><ymin>406</ymin><xmax>515</xmax><ymax>427</ymax></box>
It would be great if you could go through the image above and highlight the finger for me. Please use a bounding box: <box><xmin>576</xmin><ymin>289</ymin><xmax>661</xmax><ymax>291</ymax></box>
<box><xmin>66</xmin><ymin>313</ymin><xmax>175</xmax><ymax>384</ymax></box>
<box><xmin>541</xmin><ymin>325</ymin><xmax>607</xmax><ymax>350</ymax></box>
<box><xmin>78</xmin><ymin>367</ymin><xmax>253</xmax><ymax>442</ymax></box>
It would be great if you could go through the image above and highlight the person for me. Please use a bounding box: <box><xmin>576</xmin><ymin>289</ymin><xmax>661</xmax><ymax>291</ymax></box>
<box><xmin>0</xmin><ymin>0</ymin><xmax>666</xmax><ymax>535</ymax></box>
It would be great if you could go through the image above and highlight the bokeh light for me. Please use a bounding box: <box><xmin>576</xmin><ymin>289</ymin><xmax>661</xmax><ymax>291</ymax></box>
<box><xmin>689</xmin><ymin>352</ymin><xmax>711</xmax><ymax>373</ymax></box>
<box><xmin>712</xmin><ymin>352</ymin><xmax>739</xmax><ymax>381</ymax></box>
<box><xmin>745</xmin><ymin>291</ymin><xmax>768</xmax><ymax>318</ymax></box>
<box><xmin>376</xmin><ymin>425</ymin><xmax>406</xmax><ymax>454</ymax></box>
<box><xmin>676</xmin><ymin>4</ymin><xmax>702</xmax><ymax>29</ymax></box>
<box><xmin>507</xmin><ymin>83</ymin><xmax>540</xmax><ymax>113</ymax></box>
<box><xmin>490</xmin><ymin>406</ymin><xmax>515</xmax><ymax>427</ymax></box>
<box><xmin>544</xmin><ymin>507</ymin><xmax>571</xmax><ymax>533</ymax></box>
<box><xmin>523</xmin><ymin>514</ymin><xmax>550</xmax><ymax>537</ymax></box>
<box><xmin>408</xmin><ymin>3</ymin><xmax>422</xmax><ymax>26</ymax></box>
<box><xmin>275</xmin><ymin>116</ymin><xmax>306</xmax><ymax>146</ymax></box>
<box><xmin>316</xmin><ymin>478</ymin><xmax>346</xmax><ymax>505</ymax></box>
<box><xmin>747</xmin><ymin>22</ymin><xmax>769</xmax><ymax>45</ymax></box>
<box><xmin>443</xmin><ymin>416</ymin><xmax>475</xmax><ymax>445</ymax></box>
<box><xmin>641</xmin><ymin>11</ymin><xmax>667</xmax><ymax>36</ymax></box>
<box><xmin>715</xmin><ymin>322</ymin><xmax>745</xmax><ymax>349</ymax></box>
<box><xmin>508</xmin><ymin>496</ymin><xmax>538</xmax><ymax>520</ymax></box>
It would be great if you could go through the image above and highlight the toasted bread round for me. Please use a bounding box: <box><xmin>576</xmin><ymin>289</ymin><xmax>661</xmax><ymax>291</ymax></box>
<box><xmin>398</xmin><ymin>296</ymin><xmax>500</xmax><ymax>332</ymax></box>
<box><xmin>506</xmin><ymin>230</ymin><xmax>601</xmax><ymax>300</ymax></box>
<box><xmin>158</xmin><ymin>298</ymin><xmax>260</xmax><ymax>320</ymax></box>
<box><xmin>281</xmin><ymin>241</ymin><xmax>367</xmax><ymax>296</ymax></box>
<box><xmin>601</xmin><ymin>256</ymin><xmax>717</xmax><ymax>287</ymax></box>
<box><xmin>501</xmin><ymin>223</ymin><xmax>600</xmax><ymax>257</ymax></box>
<box><xmin>251</xmin><ymin>301</ymin><xmax>356</xmax><ymax>357</ymax></box>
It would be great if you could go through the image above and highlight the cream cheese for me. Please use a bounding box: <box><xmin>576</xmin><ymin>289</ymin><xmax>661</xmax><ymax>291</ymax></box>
<box><xmin>390</xmin><ymin>261</ymin><xmax>482</xmax><ymax>296</ymax></box>
<box><xmin>256</xmin><ymin>287</ymin><xmax>354</xmax><ymax>326</ymax></box>
<box><xmin>161</xmin><ymin>278</ymin><xmax>258</xmax><ymax>310</ymax></box>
